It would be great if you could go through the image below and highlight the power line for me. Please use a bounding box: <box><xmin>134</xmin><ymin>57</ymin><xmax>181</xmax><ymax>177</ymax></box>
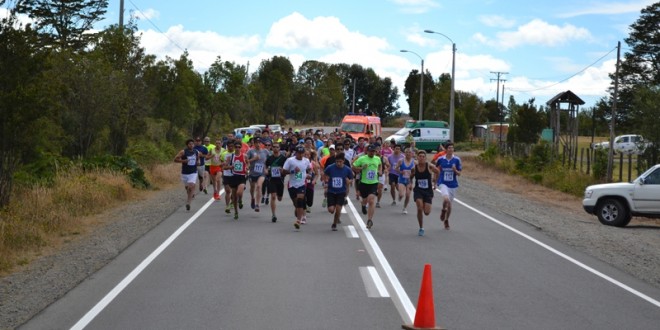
<box><xmin>508</xmin><ymin>46</ymin><xmax>618</xmax><ymax>93</ymax></box>
<box><xmin>126</xmin><ymin>0</ymin><xmax>186</xmax><ymax>53</ymax></box>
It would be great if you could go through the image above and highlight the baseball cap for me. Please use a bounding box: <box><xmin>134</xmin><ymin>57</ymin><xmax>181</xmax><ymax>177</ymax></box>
<box><xmin>295</xmin><ymin>145</ymin><xmax>305</xmax><ymax>153</ymax></box>
<box><xmin>329</xmin><ymin>144</ymin><xmax>335</xmax><ymax>149</ymax></box>
<box><xmin>367</xmin><ymin>144</ymin><xmax>376</xmax><ymax>152</ymax></box>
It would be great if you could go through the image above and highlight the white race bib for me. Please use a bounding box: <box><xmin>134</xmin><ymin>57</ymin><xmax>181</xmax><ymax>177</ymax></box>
<box><xmin>187</xmin><ymin>156</ymin><xmax>196</xmax><ymax>166</ymax></box>
<box><xmin>254</xmin><ymin>163</ymin><xmax>264</xmax><ymax>173</ymax></box>
<box><xmin>331</xmin><ymin>177</ymin><xmax>343</xmax><ymax>188</ymax></box>
<box><xmin>443</xmin><ymin>170</ymin><xmax>453</xmax><ymax>182</ymax></box>
<box><xmin>366</xmin><ymin>170</ymin><xmax>376</xmax><ymax>180</ymax></box>
<box><xmin>271</xmin><ymin>167</ymin><xmax>281</xmax><ymax>177</ymax></box>
<box><xmin>418</xmin><ymin>179</ymin><xmax>429</xmax><ymax>189</ymax></box>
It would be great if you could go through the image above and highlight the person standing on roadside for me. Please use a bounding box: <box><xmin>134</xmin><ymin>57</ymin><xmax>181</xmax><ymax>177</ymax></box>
<box><xmin>265</xmin><ymin>142</ymin><xmax>288</xmax><ymax>223</ymax></box>
<box><xmin>174</xmin><ymin>139</ymin><xmax>199</xmax><ymax>211</ymax></box>
<box><xmin>282</xmin><ymin>145</ymin><xmax>312</xmax><ymax>230</ymax></box>
<box><xmin>436</xmin><ymin>142</ymin><xmax>462</xmax><ymax>230</ymax></box>
<box><xmin>412</xmin><ymin>150</ymin><xmax>440</xmax><ymax>236</ymax></box>
<box><xmin>352</xmin><ymin>144</ymin><xmax>382</xmax><ymax>229</ymax></box>
<box><xmin>324</xmin><ymin>153</ymin><xmax>353</xmax><ymax>231</ymax></box>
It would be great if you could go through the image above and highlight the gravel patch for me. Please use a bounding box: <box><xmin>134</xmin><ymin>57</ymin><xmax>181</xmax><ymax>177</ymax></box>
<box><xmin>1</xmin><ymin>158</ymin><xmax>658</xmax><ymax>329</ymax></box>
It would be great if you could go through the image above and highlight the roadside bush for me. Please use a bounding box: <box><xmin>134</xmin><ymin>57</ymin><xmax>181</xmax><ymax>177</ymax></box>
<box><xmin>592</xmin><ymin>149</ymin><xmax>608</xmax><ymax>181</ymax></box>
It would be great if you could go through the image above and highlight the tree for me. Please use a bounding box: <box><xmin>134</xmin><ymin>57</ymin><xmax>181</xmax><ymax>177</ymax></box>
<box><xmin>16</xmin><ymin>0</ymin><xmax>109</xmax><ymax>52</ymax></box>
<box><xmin>633</xmin><ymin>86</ymin><xmax>660</xmax><ymax>164</ymax></box>
<box><xmin>608</xmin><ymin>2</ymin><xmax>660</xmax><ymax>132</ymax></box>
<box><xmin>0</xmin><ymin>14</ymin><xmax>51</xmax><ymax>206</ymax></box>
<box><xmin>255</xmin><ymin>56</ymin><xmax>294</xmax><ymax>123</ymax></box>
<box><xmin>403</xmin><ymin>68</ymin><xmax>434</xmax><ymax>120</ymax></box>
<box><xmin>508</xmin><ymin>99</ymin><xmax>546</xmax><ymax>144</ymax></box>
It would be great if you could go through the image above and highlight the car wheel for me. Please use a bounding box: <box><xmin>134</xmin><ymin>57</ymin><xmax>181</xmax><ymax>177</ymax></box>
<box><xmin>595</xmin><ymin>198</ymin><xmax>631</xmax><ymax>227</ymax></box>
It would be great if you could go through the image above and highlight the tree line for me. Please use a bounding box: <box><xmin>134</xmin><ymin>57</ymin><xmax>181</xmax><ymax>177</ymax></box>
<box><xmin>1</xmin><ymin>0</ymin><xmax>658</xmax><ymax>207</ymax></box>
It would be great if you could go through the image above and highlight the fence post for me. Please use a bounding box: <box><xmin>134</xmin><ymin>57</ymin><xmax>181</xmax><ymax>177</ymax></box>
<box><xmin>573</xmin><ymin>148</ymin><xmax>578</xmax><ymax>170</ymax></box>
<box><xmin>580</xmin><ymin>148</ymin><xmax>584</xmax><ymax>173</ymax></box>
<box><xmin>628</xmin><ymin>154</ymin><xmax>632</xmax><ymax>182</ymax></box>
<box><xmin>586</xmin><ymin>148</ymin><xmax>591</xmax><ymax>175</ymax></box>
<box><xmin>618</xmin><ymin>153</ymin><xmax>623</xmax><ymax>182</ymax></box>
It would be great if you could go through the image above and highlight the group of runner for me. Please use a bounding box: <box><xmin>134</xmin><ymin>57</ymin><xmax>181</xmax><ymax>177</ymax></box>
<box><xmin>174</xmin><ymin>130</ymin><xmax>462</xmax><ymax>236</ymax></box>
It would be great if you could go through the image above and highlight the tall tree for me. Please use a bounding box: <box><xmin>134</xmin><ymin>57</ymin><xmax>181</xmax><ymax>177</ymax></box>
<box><xmin>403</xmin><ymin>69</ymin><xmax>434</xmax><ymax>120</ymax></box>
<box><xmin>508</xmin><ymin>99</ymin><xmax>546</xmax><ymax>144</ymax></box>
<box><xmin>16</xmin><ymin>0</ymin><xmax>108</xmax><ymax>52</ymax></box>
<box><xmin>256</xmin><ymin>56</ymin><xmax>294</xmax><ymax>123</ymax></box>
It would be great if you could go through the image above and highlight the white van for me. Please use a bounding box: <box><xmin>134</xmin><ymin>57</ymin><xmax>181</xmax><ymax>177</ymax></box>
<box><xmin>387</xmin><ymin>120</ymin><xmax>450</xmax><ymax>152</ymax></box>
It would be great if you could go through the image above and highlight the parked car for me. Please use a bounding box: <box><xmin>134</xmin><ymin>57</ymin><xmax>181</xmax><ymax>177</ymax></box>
<box><xmin>250</xmin><ymin>124</ymin><xmax>282</xmax><ymax>134</ymax></box>
<box><xmin>233</xmin><ymin>126</ymin><xmax>262</xmax><ymax>137</ymax></box>
<box><xmin>582</xmin><ymin>164</ymin><xmax>660</xmax><ymax>227</ymax></box>
<box><xmin>592</xmin><ymin>134</ymin><xmax>650</xmax><ymax>155</ymax></box>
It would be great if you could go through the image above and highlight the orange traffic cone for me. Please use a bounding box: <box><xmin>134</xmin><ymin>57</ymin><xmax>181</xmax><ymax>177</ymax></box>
<box><xmin>402</xmin><ymin>264</ymin><xmax>445</xmax><ymax>330</ymax></box>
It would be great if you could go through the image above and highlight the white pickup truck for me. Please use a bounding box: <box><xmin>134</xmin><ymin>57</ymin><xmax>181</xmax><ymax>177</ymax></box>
<box><xmin>583</xmin><ymin>164</ymin><xmax>660</xmax><ymax>227</ymax></box>
<box><xmin>592</xmin><ymin>134</ymin><xmax>650</xmax><ymax>155</ymax></box>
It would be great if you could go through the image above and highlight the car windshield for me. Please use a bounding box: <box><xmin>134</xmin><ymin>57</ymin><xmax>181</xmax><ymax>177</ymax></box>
<box><xmin>341</xmin><ymin>122</ymin><xmax>365</xmax><ymax>133</ymax></box>
<box><xmin>394</xmin><ymin>128</ymin><xmax>410</xmax><ymax>136</ymax></box>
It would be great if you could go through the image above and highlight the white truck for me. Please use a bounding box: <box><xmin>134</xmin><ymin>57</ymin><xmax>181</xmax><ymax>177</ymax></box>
<box><xmin>592</xmin><ymin>134</ymin><xmax>650</xmax><ymax>155</ymax></box>
<box><xmin>582</xmin><ymin>164</ymin><xmax>660</xmax><ymax>227</ymax></box>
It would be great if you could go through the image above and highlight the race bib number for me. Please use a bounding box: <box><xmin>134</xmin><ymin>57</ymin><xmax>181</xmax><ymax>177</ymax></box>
<box><xmin>366</xmin><ymin>170</ymin><xmax>376</xmax><ymax>181</ymax></box>
<box><xmin>443</xmin><ymin>170</ymin><xmax>454</xmax><ymax>182</ymax></box>
<box><xmin>234</xmin><ymin>161</ymin><xmax>244</xmax><ymax>172</ymax></box>
<box><xmin>253</xmin><ymin>163</ymin><xmax>264</xmax><ymax>173</ymax></box>
<box><xmin>187</xmin><ymin>156</ymin><xmax>196</xmax><ymax>166</ymax></box>
<box><xmin>418</xmin><ymin>179</ymin><xmax>429</xmax><ymax>189</ymax></box>
<box><xmin>331</xmin><ymin>177</ymin><xmax>343</xmax><ymax>188</ymax></box>
<box><xmin>271</xmin><ymin>167</ymin><xmax>281</xmax><ymax>177</ymax></box>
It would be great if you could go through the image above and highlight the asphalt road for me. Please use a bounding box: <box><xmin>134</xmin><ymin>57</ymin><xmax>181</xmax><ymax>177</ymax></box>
<box><xmin>21</xmin><ymin>182</ymin><xmax>660</xmax><ymax>329</ymax></box>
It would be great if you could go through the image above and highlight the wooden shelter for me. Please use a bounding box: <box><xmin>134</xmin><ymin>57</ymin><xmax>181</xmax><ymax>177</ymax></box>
<box><xmin>546</xmin><ymin>90</ymin><xmax>585</xmax><ymax>159</ymax></box>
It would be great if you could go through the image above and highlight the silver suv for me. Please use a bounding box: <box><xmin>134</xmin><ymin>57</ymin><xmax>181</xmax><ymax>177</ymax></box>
<box><xmin>583</xmin><ymin>164</ymin><xmax>660</xmax><ymax>227</ymax></box>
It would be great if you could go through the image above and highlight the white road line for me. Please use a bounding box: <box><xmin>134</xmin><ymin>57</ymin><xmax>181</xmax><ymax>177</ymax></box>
<box><xmin>345</xmin><ymin>225</ymin><xmax>359</xmax><ymax>238</ymax></box>
<box><xmin>453</xmin><ymin>196</ymin><xmax>660</xmax><ymax>309</ymax></box>
<box><xmin>70</xmin><ymin>191</ymin><xmax>223</xmax><ymax>330</ymax></box>
<box><xmin>346</xmin><ymin>199</ymin><xmax>416</xmax><ymax>324</ymax></box>
<box><xmin>367</xmin><ymin>266</ymin><xmax>390</xmax><ymax>297</ymax></box>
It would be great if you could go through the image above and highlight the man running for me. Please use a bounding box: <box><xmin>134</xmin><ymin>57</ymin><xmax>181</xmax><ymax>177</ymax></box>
<box><xmin>412</xmin><ymin>150</ymin><xmax>440</xmax><ymax>236</ymax></box>
<box><xmin>174</xmin><ymin>139</ymin><xmax>199</xmax><ymax>211</ymax></box>
<box><xmin>227</xmin><ymin>140</ymin><xmax>248</xmax><ymax>219</ymax></box>
<box><xmin>247</xmin><ymin>138</ymin><xmax>270</xmax><ymax>212</ymax></box>
<box><xmin>221</xmin><ymin>142</ymin><xmax>235</xmax><ymax>213</ymax></box>
<box><xmin>207</xmin><ymin>137</ymin><xmax>225</xmax><ymax>200</ymax></box>
<box><xmin>265</xmin><ymin>142</ymin><xmax>288</xmax><ymax>222</ymax></box>
<box><xmin>324</xmin><ymin>153</ymin><xmax>353</xmax><ymax>231</ymax></box>
<box><xmin>352</xmin><ymin>144</ymin><xmax>382</xmax><ymax>229</ymax></box>
<box><xmin>436</xmin><ymin>142</ymin><xmax>462</xmax><ymax>230</ymax></box>
<box><xmin>193</xmin><ymin>137</ymin><xmax>209</xmax><ymax>195</ymax></box>
<box><xmin>387</xmin><ymin>144</ymin><xmax>404</xmax><ymax>205</ymax></box>
<box><xmin>282</xmin><ymin>145</ymin><xmax>312</xmax><ymax>230</ymax></box>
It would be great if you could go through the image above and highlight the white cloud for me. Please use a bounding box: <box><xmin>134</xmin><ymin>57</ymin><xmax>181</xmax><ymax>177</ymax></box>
<box><xmin>558</xmin><ymin>0</ymin><xmax>656</xmax><ymax>18</ymax></box>
<box><xmin>478</xmin><ymin>15</ymin><xmax>516</xmax><ymax>28</ymax></box>
<box><xmin>390</xmin><ymin>0</ymin><xmax>440</xmax><ymax>14</ymax></box>
<box><xmin>474</xmin><ymin>19</ymin><xmax>593</xmax><ymax>50</ymax></box>
<box><xmin>132</xmin><ymin>8</ymin><xmax>160</xmax><ymax>21</ymax></box>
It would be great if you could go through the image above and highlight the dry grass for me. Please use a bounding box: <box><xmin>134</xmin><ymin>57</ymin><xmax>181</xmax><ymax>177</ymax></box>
<box><xmin>0</xmin><ymin>163</ymin><xmax>179</xmax><ymax>275</ymax></box>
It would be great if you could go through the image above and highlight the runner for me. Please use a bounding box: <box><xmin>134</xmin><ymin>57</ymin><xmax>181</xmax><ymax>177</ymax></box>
<box><xmin>436</xmin><ymin>142</ymin><xmax>462</xmax><ymax>230</ymax></box>
<box><xmin>202</xmin><ymin>136</ymin><xmax>215</xmax><ymax>192</ymax></box>
<box><xmin>324</xmin><ymin>152</ymin><xmax>353</xmax><ymax>231</ymax></box>
<box><xmin>173</xmin><ymin>139</ymin><xmax>199</xmax><ymax>211</ymax></box>
<box><xmin>227</xmin><ymin>139</ymin><xmax>248</xmax><ymax>220</ymax></box>
<box><xmin>375</xmin><ymin>144</ymin><xmax>390</xmax><ymax>208</ymax></box>
<box><xmin>396</xmin><ymin>147</ymin><xmax>415</xmax><ymax>214</ymax></box>
<box><xmin>282</xmin><ymin>145</ymin><xmax>312</xmax><ymax>230</ymax></box>
<box><xmin>387</xmin><ymin>144</ymin><xmax>404</xmax><ymax>205</ymax></box>
<box><xmin>265</xmin><ymin>142</ymin><xmax>288</xmax><ymax>222</ymax></box>
<box><xmin>412</xmin><ymin>150</ymin><xmax>440</xmax><ymax>236</ymax></box>
<box><xmin>246</xmin><ymin>138</ymin><xmax>270</xmax><ymax>212</ymax></box>
<box><xmin>221</xmin><ymin>143</ymin><xmax>235</xmax><ymax>213</ymax></box>
<box><xmin>304</xmin><ymin>149</ymin><xmax>320</xmax><ymax>217</ymax></box>
<box><xmin>207</xmin><ymin>137</ymin><xmax>224</xmax><ymax>200</ymax></box>
<box><xmin>193</xmin><ymin>137</ymin><xmax>209</xmax><ymax>195</ymax></box>
<box><xmin>261</xmin><ymin>141</ymin><xmax>272</xmax><ymax>206</ymax></box>
<box><xmin>352</xmin><ymin>144</ymin><xmax>382</xmax><ymax>229</ymax></box>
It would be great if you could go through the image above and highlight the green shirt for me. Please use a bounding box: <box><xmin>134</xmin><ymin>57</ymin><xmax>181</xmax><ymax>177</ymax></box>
<box><xmin>353</xmin><ymin>155</ymin><xmax>382</xmax><ymax>184</ymax></box>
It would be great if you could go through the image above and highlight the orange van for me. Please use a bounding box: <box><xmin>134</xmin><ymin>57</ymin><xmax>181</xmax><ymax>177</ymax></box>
<box><xmin>340</xmin><ymin>113</ymin><xmax>381</xmax><ymax>140</ymax></box>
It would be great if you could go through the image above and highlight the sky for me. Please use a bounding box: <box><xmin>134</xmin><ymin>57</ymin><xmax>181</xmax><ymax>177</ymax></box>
<box><xmin>7</xmin><ymin>0</ymin><xmax>657</xmax><ymax>115</ymax></box>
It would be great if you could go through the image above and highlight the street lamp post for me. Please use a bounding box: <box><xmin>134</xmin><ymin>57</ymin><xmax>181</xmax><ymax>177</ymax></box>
<box><xmin>400</xmin><ymin>50</ymin><xmax>424</xmax><ymax>121</ymax></box>
<box><xmin>424</xmin><ymin>30</ymin><xmax>456</xmax><ymax>142</ymax></box>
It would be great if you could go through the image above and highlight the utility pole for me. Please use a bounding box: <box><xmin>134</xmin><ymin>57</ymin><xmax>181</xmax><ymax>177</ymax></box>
<box><xmin>119</xmin><ymin>0</ymin><xmax>124</xmax><ymax>28</ymax></box>
<box><xmin>491</xmin><ymin>71</ymin><xmax>508</xmax><ymax>146</ymax></box>
<box><xmin>607</xmin><ymin>42</ymin><xmax>621</xmax><ymax>182</ymax></box>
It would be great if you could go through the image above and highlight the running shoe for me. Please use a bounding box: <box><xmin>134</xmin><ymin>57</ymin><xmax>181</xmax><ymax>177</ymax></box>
<box><xmin>306</xmin><ymin>208</ymin><xmax>311</xmax><ymax>214</ymax></box>
<box><xmin>272</xmin><ymin>216</ymin><xmax>277</xmax><ymax>223</ymax></box>
<box><xmin>384</xmin><ymin>187</ymin><xmax>388</xmax><ymax>191</ymax></box>
<box><xmin>213</xmin><ymin>193</ymin><xmax>220</xmax><ymax>200</ymax></box>
<box><xmin>440</xmin><ymin>208</ymin><xmax>447</xmax><ymax>222</ymax></box>
<box><xmin>418</xmin><ymin>228</ymin><xmax>425</xmax><ymax>236</ymax></box>
<box><xmin>376</xmin><ymin>202</ymin><xmax>381</xmax><ymax>208</ymax></box>
<box><xmin>366</xmin><ymin>219</ymin><xmax>373</xmax><ymax>229</ymax></box>
<box><xmin>444</xmin><ymin>218</ymin><xmax>450</xmax><ymax>230</ymax></box>
<box><xmin>322</xmin><ymin>198</ymin><xmax>327</xmax><ymax>207</ymax></box>
<box><xmin>331</xmin><ymin>223</ymin><xmax>337</xmax><ymax>231</ymax></box>
<box><xmin>403</xmin><ymin>208</ymin><xmax>408</xmax><ymax>214</ymax></box>
<box><xmin>391</xmin><ymin>201</ymin><xmax>396</xmax><ymax>206</ymax></box>
<box><xmin>265</xmin><ymin>198</ymin><xmax>269</xmax><ymax>205</ymax></box>
<box><xmin>225</xmin><ymin>205</ymin><xmax>230</xmax><ymax>214</ymax></box>
<box><xmin>301</xmin><ymin>216</ymin><xmax>307</xmax><ymax>224</ymax></box>
<box><xmin>294</xmin><ymin>220</ymin><xmax>301</xmax><ymax>229</ymax></box>
<box><xmin>362</xmin><ymin>205</ymin><xmax>367</xmax><ymax>215</ymax></box>
<box><xmin>234</xmin><ymin>212</ymin><xmax>239</xmax><ymax>220</ymax></box>
<box><xmin>186</xmin><ymin>204</ymin><xmax>190</xmax><ymax>211</ymax></box>
<box><xmin>203</xmin><ymin>188</ymin><xmax>208</xmax><ymax>194</ymax></box>
<box><xmin>239</xmin><ymin>200</ymin><xmax>243</xmax><ymax>209</ymax></box>
<box><xmin>255</xmin><ymin>206</ymin><xmax>260</xmax><ymax>212</ymax></box>
<box><xmin>251</xmin><ymin>198</ymin><xmax>255</xmax><ymax>209</ymax></box>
